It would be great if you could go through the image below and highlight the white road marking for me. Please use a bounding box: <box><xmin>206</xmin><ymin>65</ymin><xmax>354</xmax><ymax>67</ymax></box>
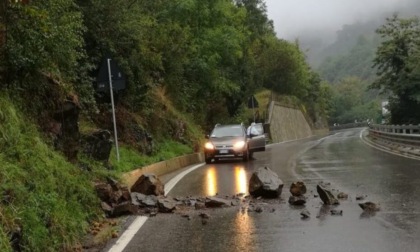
<box><xmin>107</xmin><ymin>163</ymin><xmax>205</xmax><ymax>252</ymax></box>
<box><xmin>164</xmin><ymin>163</ymin><xmax>205</xmax><ymax>196</ymax></box>
<box><xmin>107</xmin><ymin>217</ymin><xmax>148</xmax><ymax>252</ymax></box>
<box><xmin>302</xmin><ymin>167</ymin><xmax>352</xmax><ymax>172</ymax></box>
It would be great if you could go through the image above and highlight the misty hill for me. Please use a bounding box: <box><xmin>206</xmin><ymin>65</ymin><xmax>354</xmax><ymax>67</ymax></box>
<box><xmin>317</xmin><ymin>31</ymin><xmax>380</xmax><ymax>83</ymax></box>
<box><xmin>300</xmin><ymin>1</ymin><xmax>420</xmax><ymax>82</ymax></box>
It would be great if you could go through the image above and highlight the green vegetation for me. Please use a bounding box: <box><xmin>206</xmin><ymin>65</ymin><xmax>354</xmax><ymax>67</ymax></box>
<box><xmin>0</xmin><ymin>0</ymin><xmax>331</xmax><ymax>250</ymax></box>
<box><xmin>316</xmin><ymin>20</ymin><xmax>384</xmax><ymax>124</ymax></box>
<box><xmin>0</xmin><ymin>93</ymin><xmax>103</xmax><ymax>251</ymax></box>
<box><xmin>371</xmin><ymin>14</ymin><xmax>420</xmax><ymax>124</ymax></box>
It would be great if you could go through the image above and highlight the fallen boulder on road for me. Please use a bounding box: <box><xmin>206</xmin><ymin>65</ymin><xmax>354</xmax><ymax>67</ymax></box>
<box><xmin>316</xmin><ymin>184</ymin><xmax>339</xmax><ymax>205</ymax></box>
<box><xmin>205</xmin><ymin>197</ymin><xmax>231</xmax><ymax>208</ymax></box>
<box><xmin>290</xmin><ymin>181</ymin><xmax>307</xmax><ymax>196</ymax></box>
<box><xmin>359</xmin><ymin>202</ymin><xmax>380</xmax><ymax>212</ymax></box>
<box><xmin>249</xmin><ymin>167</ymin><xmax>284</xmax><ymax>198</ymax></box>
<box><xmin>130</xmin><ymin>174</ymin><xmax>164</xmax><ymax>196</ymax></box>
<box><xmin>157</xmin><ymin>198</ymin><xmax>177</xmax><ymax>213</ymax></box>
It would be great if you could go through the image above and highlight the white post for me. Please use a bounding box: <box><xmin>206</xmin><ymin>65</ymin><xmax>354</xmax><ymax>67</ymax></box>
<box><xmin>107</xmin><ymin>58</ymin><xmax>120</xmax><ymax>162</ymax></box>
<box><xmin>252</xmin><ymin>97</ymin><xmax>255</xmax><ymax>122</ymax></box>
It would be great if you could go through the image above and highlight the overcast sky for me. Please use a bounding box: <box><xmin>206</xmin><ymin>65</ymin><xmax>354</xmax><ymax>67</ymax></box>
<box><xmin>264</xmin><ymin>0</ymin><xmax>414</xmax><ymax>40</ymax></box>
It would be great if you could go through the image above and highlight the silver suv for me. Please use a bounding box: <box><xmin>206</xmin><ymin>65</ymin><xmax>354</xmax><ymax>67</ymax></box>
<box><xmin>203</xmin><ymin>123</ymin><xmax>266</xmax><ymax>164</ymax></box>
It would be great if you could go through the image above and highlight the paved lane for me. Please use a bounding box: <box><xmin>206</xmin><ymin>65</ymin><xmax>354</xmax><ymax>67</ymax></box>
<box><xmin>120</xmin><ymin>128</ymin><xmax>420</xmax><ymax>252</ymax></box>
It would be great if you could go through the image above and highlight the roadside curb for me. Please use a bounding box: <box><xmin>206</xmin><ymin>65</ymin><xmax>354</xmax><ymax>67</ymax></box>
<box><xmin>122</xmin><ymin>153</ymin><xmax>204</xmax><ymax>188</ymax></box>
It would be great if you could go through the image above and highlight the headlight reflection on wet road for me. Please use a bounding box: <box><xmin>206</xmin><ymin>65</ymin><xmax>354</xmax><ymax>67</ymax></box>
<box><xmin>233</xmin><ymin>211</ymin><xmax>256</xmax><ymax>250</ymax></box>
<box><xmin>234</xmin><ymin>166</ymin><xmax>248</xmax><ymax>195</ymax></box>
<box><xmin>205</xmin><ymin>166</ymin><xmax>218</xmax><ymax>196</ymax></box>
<box><xmin>205</xmin><ymin>165</ymin><xmax>249</xmax><ymax>196</ymax></box>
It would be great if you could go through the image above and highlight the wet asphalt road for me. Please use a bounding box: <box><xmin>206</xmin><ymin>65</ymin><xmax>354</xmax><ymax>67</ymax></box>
<box><xmin>121</xmin><ymin>128</ymin><xmax>420</xmax><ymax>252</ymax></box>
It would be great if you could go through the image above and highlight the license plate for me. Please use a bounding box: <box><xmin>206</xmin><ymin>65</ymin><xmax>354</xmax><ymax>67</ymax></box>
<box><xmin>219</xmin><ymin>150</ymin><xmax>228</xmax><ymax>154</ymax></box>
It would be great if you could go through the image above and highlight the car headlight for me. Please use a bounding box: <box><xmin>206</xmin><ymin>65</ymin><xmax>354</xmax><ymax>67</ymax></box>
<box><xmin>204</xmin><ymin>142</ymin><xmax>215</xmax><ymax>150</ymax></box>
<box><xmin>233</xmin><ymin>140</ymin><xmax>246</xmax><ymax>150</ymax></box>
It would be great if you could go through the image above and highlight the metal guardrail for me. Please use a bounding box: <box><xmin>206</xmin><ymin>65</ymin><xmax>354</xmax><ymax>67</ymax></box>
<box><xmin>368</xmin><ymin>124</ymin><xmax>420</xmax><ymax>147</ymax></box>
<box><xmin>329</xmin><ymin>122</ymin><xmax>369</xmax><ymax>131</ymax></box>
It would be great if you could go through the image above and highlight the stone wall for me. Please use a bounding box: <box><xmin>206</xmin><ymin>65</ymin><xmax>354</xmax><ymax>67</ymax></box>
<box><xmin>268</xmin><ymin>102</ymin><xmax>313</xmax><ymax>143</ymax></box>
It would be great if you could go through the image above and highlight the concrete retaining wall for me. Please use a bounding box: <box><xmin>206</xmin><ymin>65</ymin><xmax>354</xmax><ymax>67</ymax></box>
<box><xmin>122</xmin><ymin>153</ymin><xmax>204</xmax><ymax>188</ymax></box>
<box><xmin>268</xmin><ymin>102</ymin><xmax>313</xmax><ymax>143</ymax></box>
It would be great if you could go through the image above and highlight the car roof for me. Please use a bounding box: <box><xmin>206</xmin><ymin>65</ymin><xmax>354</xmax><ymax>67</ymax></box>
<box><xmin>216</xmin><ymin>124</ymin><xmax>243</xmax><ymax>127</ymax></box>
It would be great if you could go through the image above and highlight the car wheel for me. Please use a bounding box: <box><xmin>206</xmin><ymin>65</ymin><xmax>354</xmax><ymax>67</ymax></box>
<box><xmin>205</xmin><ymin>157</ymin><xmax>212</xmax><ymax>164</ymax></box>
<box><xmin>242</xmin><ymin>149</ymin><xmax>249</xmax><ymax>162</ymax></box>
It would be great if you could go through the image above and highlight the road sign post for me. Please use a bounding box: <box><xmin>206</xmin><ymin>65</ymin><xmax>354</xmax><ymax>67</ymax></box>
<box><xmin>107</xmin><ymin>58</ymin><xmax>120</xmax><ymax>162</ymax></box>
<box><xmin>248</xmin><ymin>95</ymin><xmax>259</xmax><ymax>122</ymax></box>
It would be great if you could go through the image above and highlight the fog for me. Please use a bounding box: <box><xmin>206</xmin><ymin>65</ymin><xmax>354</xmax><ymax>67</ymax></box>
<box><xmin>265</xmin><ymin>0</ymin><xmax>418</xmax><ymax>41</ymax></box>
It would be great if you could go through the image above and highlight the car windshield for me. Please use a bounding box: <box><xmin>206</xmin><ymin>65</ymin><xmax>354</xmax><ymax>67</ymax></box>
<box><xmin>211</xmin><ymin>126</ymin><xmax>244</xmax><ymax>137</ymax></box>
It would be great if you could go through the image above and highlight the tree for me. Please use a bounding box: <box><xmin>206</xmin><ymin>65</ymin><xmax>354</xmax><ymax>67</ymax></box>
<box><xmin>259</xmin><ymin>37</ymin><xmax>310</xmax><ymax>98</ymax></box>
<box><xmin>371</xmin><ymin>14</ymin><xmax>420</xmax><ymax>124</ymax></box>
<box><xmin>3</xmin><ymin>0</ymin><xmax>93</xmax><ymax>111</ymax></box>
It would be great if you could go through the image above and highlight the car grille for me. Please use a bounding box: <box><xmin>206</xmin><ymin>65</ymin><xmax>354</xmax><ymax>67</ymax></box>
<box><xmin>215</xmin><ymin>145</ymin><xmax>233</xmax><ymax>149</ymax></box>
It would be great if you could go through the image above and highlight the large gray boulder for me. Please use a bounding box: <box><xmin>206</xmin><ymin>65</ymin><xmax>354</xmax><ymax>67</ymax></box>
<box><xmin>249</xmin><ymin>167</ymin><xmax>284</xmax><ymax>198</ymax></box>
<box><xmin>131</xmin><ymin>174</ymin><xmax>164</xmax><ymax>196</ymax></box>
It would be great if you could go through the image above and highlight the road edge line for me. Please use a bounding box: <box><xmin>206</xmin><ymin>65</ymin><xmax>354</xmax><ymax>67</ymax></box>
<box><xmin>107</xmin><ymin>163</ymin><xmax>204</xmax><ymax>252</ymax></box>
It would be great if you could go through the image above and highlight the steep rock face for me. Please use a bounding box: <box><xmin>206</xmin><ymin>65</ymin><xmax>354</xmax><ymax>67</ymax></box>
<box><xmin>81</xmin><ymin>130</ymin><xmax>113</xmax><ymax>162</ymax></box>
<box><xmin>53</xmin><ymin>99</ymin><xmax>80</xmax><ymax>162</ymax></box>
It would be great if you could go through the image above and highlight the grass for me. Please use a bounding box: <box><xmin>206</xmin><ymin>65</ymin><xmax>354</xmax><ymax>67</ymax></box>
<box><xmin>0</xmin><ymin>92</ymin><xmax>104</xmax><ymax>251</ymax></box>
<box><xmin>109</xmin><ymin>140</ymin><xmax>193</xmax><ymax>173</ymax></box>
<box><xmin>107</xmin><ymin>86</ymin><xmax>202</xmax><ymax>173</ymax></box>
<box><xmin>0</xmin><ymin>85</ymin><xmax>204</xmax><ymax>250</ymax></box>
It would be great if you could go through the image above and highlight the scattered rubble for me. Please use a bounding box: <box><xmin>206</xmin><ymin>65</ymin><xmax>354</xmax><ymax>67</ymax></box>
<box><xmin>95</xmin><ymin>175</ymin><xmax>379</xmax><ymax>231</ymax></box>
<box><xmin>300</xmin><ymin>209</ymin><xmax>311</xmax><ymax>219</ymax></box>
<box><xmin>359</xmin><ymin>202</ymin><xmax>380</xmax><ymax>212</ymax></box>
<box><xmin>288</xmin><ymin>195</ymin><xmax>307</xmax><ymax>206</ymax></box>
<box><xmin>356</xmin><ymin>195</ymin><xmax>367</xmax><ymax>201</ymax></box>
<box><xmin>157</xmin><ymin>198</ymin><xmax>177</xmax><ymax>213</ymax></box>
<box><xmin>337</xmin><ymin>192</ymin><xmax>348</xmax><ymax>199</ymax></box>
<box><xmin>199</xmin><ymin>212</ymin><xmax>211</xmax><ymax>219</ymax></box>
<box><xmin>248</xmin><ymin>167</ymin><xmax>284</xmax><ymax>198</ymax></box>
<box><xmin>330</xmin><ymin>209</ymin><xmax>343</xmax><ymax>216</ymax></box>
<box><xmin>316</xmin><ymin>184</ymin><xmax>339</xmax><ymax>205</ymax></box>
<box><xmin>255</xmin><ymin>206</ymin><xmax>263</xmax><ymax>213</ymax></box>
<box><xmin>205</xmin><ymin>197</ymin><xmax>232</xmax><ymax>208</ymax></box>
<box><xmin>290</xmin><ymin>181</ymin><xmax>307</xmax><ymax>196</ymax></box>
